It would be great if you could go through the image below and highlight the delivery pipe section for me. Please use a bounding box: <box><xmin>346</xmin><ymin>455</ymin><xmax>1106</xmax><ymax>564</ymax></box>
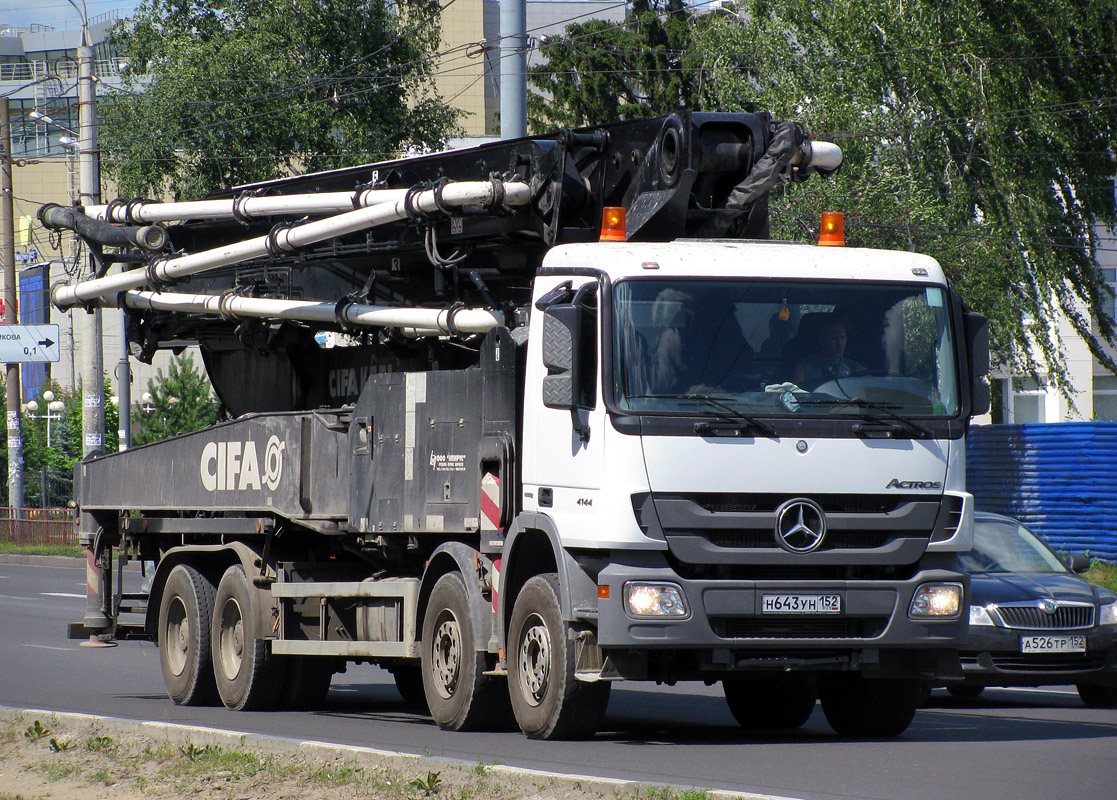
<box><xmin>103</xmin><ymin>290</ymin><xmax>504</xmax><ymax>337</ymax></box>
<box><xmin>82</xmin><ymin>187</ymin><xmax>412</xmax><ymax>224</ymax></box>
<box><xmin>52</xmin><ymin>180</ymin><xmax>531</xmax><ymax>310</ymax></box>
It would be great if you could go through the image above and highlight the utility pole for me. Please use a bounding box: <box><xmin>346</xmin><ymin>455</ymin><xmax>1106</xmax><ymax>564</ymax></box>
<box><xmin>0</xmin><ymin>99</ymin><xmax>24</xmax><ymax>510</ymax></box>
<box><xmin>499</xmin><ymin>0</ymin><xmax>527</xmax><ymax>139</ymax></box>
<box><xmin>76</xmin><ymin>9</ymin><xmax>104</xmax><ymax>461</ymax></box>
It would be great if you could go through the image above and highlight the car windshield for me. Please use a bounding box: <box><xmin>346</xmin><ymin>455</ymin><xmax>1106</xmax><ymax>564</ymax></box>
<box><xmin>612</xmin><ymin>277</ymin><xmax>960</xmax><ymax>417</ymax></box>
<box><xmin>960</xmin><ymin>517</ymin><xmax>1069</xmax><ymax>574</ymax></box>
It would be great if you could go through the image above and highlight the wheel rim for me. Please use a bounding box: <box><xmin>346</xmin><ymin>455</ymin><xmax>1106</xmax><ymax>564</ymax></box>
<box><xmin>431</xmin><ymin>611</ymin><xmax>462</xmax><ymax>700</ymax></box>
<box><xmin>517</xmin><ymin>613</ymin><xmax>550</xmax><ymax>707</ymax></box>
<box><xmin>165</xmin><ymin>595</ymin><xmax>189</xmax><ymax>677</ymax></box>
<box><xmin>217</xmin><ymin>597</ymin><xmax>245</xmax><ymax>681</ymax></box>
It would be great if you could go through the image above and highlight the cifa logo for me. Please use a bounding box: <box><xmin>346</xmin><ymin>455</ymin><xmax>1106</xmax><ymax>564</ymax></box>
<box><xmin>200</xmin><ymin>435</ymin><xmax>285</xmax><ymax>492</ymax></box>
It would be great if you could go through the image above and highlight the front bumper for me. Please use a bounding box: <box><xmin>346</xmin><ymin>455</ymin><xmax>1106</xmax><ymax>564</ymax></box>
<box><xmin>955</xmin><ymin>626</ymin><xmax>1117</xmax><ymax>687</ymax></box>
<box><xmin>592</xmin><ymin>551</ymin><xmax>967</xmax><ymax>676</ymax></box>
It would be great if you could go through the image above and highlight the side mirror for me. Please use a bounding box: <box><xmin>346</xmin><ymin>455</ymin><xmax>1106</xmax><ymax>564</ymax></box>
<box><xmin>1066</xmin><ymin>553</ymin><xmax>1091</xmax><ymax>574</ymax></box>
<box><xmin>542</xmin><ymin>301</ymin><xmax>596</xmax><ymax>410</ymax></box>
<box><xmin>964</xmin><ymin>311</ymin><xmax>990</xmax><ymax>416</ymax></box>
<box><xmin>542</xmin><ymin>304</ymin><xmax>579</xmax><ymax>409</ymax></box>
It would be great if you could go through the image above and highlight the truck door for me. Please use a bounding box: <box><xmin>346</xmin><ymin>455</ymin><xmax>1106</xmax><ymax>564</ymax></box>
<box><xmin>522</xmin><ymin>277</ymin><xmax>605</xmax><ymax>511</ymax></box>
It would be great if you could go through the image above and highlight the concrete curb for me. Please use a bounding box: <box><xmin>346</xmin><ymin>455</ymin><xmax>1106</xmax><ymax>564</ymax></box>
<box><xmin>1</xmin><ymin>705</ymin><xmax>796</xmax><ymax>800</ymax></box>
<box><xmin>0</xmin><ymin>554</ymin><xmax>85</xmax><ymax>568</ymax></box>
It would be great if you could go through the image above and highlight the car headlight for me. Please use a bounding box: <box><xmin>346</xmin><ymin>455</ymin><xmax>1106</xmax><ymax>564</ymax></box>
<box><xmin>969</xmin><ymin>604</ymin><xmax>996</xmax><ymax>626</ymax></box>
<box><xmin>623</xmin><ymin>582</ymin><xmax>689</xmax><ymax>618</ymax></box>
<box><xmin>1100</xmin><ymin>602</ymin><xmax>1117</xmax><ymax>626</ymax></box>
<box><xmin>909</xmin><ymin>582</ymin><xmax>963</xmax><ymax>619</ymax></box>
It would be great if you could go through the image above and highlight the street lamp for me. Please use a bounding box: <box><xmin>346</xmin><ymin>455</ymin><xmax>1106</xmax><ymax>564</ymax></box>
<box><xmin>25</xmin><ymin>390</ymin><xmax>66</xmax><ymax>447</ymax></box>
<box><xmin>23</xmin><ymin>391</ymin><xmax>66</xmax><ymax>509</ymax></box>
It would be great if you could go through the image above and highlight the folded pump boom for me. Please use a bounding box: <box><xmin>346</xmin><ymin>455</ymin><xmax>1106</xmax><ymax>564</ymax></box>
<box><xmin>42</xmin><ymin>111</ymin><xmax>841</xmax><ymax>416</ymax></box>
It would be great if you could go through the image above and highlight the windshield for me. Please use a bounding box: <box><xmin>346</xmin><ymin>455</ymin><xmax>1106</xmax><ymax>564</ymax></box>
<box><xmin>960</xmin><ymin>518</ymin><xmax>1068</xmax><ymax>574</ymax></box>
<box><xmin>613</xmin><ymin>278</ymin><xmax>960</xmax><ymax>417</ymax></box>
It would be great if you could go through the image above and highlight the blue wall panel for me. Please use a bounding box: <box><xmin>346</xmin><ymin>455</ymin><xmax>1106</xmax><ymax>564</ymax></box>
<box><xmin>967</xmin><ymin>423</ymin><xmax>1117</xmax><ymax>563</ymax></box>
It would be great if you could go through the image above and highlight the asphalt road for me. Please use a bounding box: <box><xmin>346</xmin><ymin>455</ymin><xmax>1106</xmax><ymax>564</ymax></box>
<box><xmin>2</xmin><ymin>559</ymin><xmax>1115</xmax><ymax>800</ymax></box>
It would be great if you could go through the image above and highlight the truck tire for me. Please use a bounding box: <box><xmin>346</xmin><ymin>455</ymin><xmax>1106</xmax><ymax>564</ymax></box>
<box><xmin>158</xmin><ymin>564</ymin><xmax>219</xmax><ymax>706</ymax></box>
<box><xmin>507</xmin><ymin>573</ymin><xmax>610</xmax><ymax>740</ymax></box>
<box><xmin>278</xmin><ymin>657</ymin><xmax>334</xmax><ymax>710</ymax></box>
<box><xmin>1076</xmin><ymin>682</ymin><xmax>1117</xmax><ymax>708</ymax></box>
<box><xmin>421</xmin><ymin>572</ymin><xmax>511</xmax><ymax>730</ymax></box>
<box><xmin>819</xmin><ymin>675</ymin><xmax>921</xmax><ymax>737</ymax></box>
<box><xmin>723</xmin><ymin>675</ymin><xmax>817</xmax><ymax>730</ymax></box>
<box><xmin>211</xmin><ymin>564</ymin><xmax>286</xmax><ymax>711</ymax></box>
<box><xmin>390</xmin><ymin>664</ymin><xmax>429</xmax><ymax>710</ymax></box>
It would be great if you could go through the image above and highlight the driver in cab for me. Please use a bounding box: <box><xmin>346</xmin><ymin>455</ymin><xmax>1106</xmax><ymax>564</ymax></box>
<box><xmin>789</xmin><ymin>313</ymin><xmax>864</xmax><ymax>389</ymax></box>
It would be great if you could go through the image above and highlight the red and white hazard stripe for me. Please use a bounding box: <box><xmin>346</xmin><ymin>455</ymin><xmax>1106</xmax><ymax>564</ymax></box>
<box><xmin>481</xmin><ymin>472</ymin><xmax>502</xmax><ymax>613</ymax></box>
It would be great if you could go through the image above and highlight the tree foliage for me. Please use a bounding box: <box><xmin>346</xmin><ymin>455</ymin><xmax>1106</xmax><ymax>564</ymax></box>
<box><xmin>101</xmin><ymin>0</ymin><xmax>462</xmax><ymax>198</ymax></box>
<box><xmin>691</xmin><ymin>0</ymin><xmax>1117</xmax><ymax>387</ymax></box>
<box><xmin>0</xmin><ymin>378</ymin><xmax>119</xmax><ymax>508</ymax></box>
<box><xmin>531</xmin><ymin>1</ymin><xmax>1117</xmax><ymax>390</ymax></box>
<box><xmin>132</xmin><ymin>353</ymin><xmax>219</xmax><ymax>446</ymax></box>
<box><xmin>527</xmin><ymin>0</ymin><xmax>710</xmax><ymax>131</ymax></box>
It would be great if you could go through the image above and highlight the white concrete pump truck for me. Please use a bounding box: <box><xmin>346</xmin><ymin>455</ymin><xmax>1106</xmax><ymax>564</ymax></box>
<box><xmin>44</xmin><ymin>111</ymin><xmax>989</xmax><ymax>739</ymax></box>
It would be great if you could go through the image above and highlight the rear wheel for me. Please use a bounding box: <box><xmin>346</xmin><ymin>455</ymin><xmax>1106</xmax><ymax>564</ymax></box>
<box><xmin>211</xmin><ymin>564</ymin><xmax>286</xmax><ymax>710</ymax></box>
<box><xmin>723</xmin><ymin>675</ymin><xmax>817</xmax><ymax>730</ymax></box>
<box><xmin>1076</xmin><ymin>682</ymin><xmax>1117</xmax><ymax>708</ymax></box>
<box><xmin>278</xmin><ymin>657</ymin><xmax>334</xmax><ymax>710</ymax></box>
<box><xmin>158</xmin><ymin>564</ymin><xmax>218</xmax><ymax>706</ymax></box>
<box><xmin>947</xmin><ymin>684</ymin><xmax>986</xmax><ymax>699</ymax></box>
<box><xmin>507</xmin><ymin>574</ymin><xmax>610</xmax><ymax>740</ymax></box>
<box><xmin>421</xmin><ymin>572</ymin><xmax>511</xmax><ymax>730</ymax></box>
<box><xmin>391</xmin><ymin>663</ymin><xmax>428</xmax><ymax>710</ymax></box>
<box><xmin>819</xmin><ymin>675</ymin><xmax>921</xmax><ymax>737</ymax></box>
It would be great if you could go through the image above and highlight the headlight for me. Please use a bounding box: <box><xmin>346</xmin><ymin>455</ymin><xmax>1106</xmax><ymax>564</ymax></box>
<box><xmin>969</xmin><ymin>604</ymin><xmax>996</xmax><ymax>626</ymax></box>
<box><xmin>909</xmin><ymin>582</ymin><xmax>963</xmax><ymax>619</ymax></box>
<box><xmin>1100</xmin><ymin>602</ymin><xmax>1117</xmax><ymax>626</ymax></box>
<box><xmin>623</xmin><ymin>582</ymin><xmax>689</xmax><ymax>618</ymax></box>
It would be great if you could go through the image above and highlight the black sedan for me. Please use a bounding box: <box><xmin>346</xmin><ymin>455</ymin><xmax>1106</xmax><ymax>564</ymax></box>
<box><xmin>947</xmin><ymin>512</ymin><xmax>1117</xmax><ymax>707</ymax></box>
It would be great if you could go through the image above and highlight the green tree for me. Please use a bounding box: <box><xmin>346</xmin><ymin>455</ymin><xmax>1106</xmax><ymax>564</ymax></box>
<box><xmin>132</xmin><ymin>353</ymin><xmax>220</xmax><ymax>446</ymax></box>
<box><xmin>101</xmin><ymin>0</ymin><xmax>462</xmax><ymax>198</ymax></box>
<box><xmin>527</xmin><ymin>0</ymin><xmax>709</xmax><ymax>130</ymax></box>
<box><xmin>691</xmin><ymin>0</ymin><xmax>1117</xmax><ymax>389</ymax></box>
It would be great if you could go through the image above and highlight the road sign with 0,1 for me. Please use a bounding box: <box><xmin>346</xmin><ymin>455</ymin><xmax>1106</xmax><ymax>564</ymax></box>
<box><xmin>0</xmin><ymin>324</ymin><xmax>60</xmax><ymax>363</ymax></box>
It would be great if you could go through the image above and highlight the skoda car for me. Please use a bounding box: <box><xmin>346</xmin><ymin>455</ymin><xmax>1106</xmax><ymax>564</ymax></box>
<box><xmin>947</xmin><ymin>512</ymin><xmax>1117</xmax><ymax>706</ymax></box>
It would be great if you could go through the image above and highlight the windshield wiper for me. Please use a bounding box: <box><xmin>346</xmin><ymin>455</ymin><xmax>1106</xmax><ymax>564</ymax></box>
<box><xmin>796</xmin><ymin>397</ymin><xmax>933</xmax><ymax>439</ymax></box>
<box><xmin>628</xmin><ymin>394</ymin><xmax>778</xmax><ymax>438</ymax></box>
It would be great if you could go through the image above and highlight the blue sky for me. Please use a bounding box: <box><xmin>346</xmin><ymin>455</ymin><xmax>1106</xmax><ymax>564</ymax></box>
<box><xmin>0</xmin><ymin>1</ymin><xmax>141</xmax><ymax>31</ymax></box>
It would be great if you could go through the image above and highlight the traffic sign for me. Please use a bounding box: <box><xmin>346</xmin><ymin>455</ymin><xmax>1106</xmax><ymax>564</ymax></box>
<box><xmin>0</xmin><ymin>324</ymin><xmax>61</xmax><ymax>363</ymax></box>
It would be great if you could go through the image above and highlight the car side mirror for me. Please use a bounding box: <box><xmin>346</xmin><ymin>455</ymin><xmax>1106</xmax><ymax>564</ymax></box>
<box><xmin>1066</xmin><ymin>553</ymin><xmax>1091</xmax><ymax>574</ymax></box>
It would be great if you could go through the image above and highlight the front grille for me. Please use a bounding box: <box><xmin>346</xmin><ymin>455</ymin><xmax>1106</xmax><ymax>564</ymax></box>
<box><xmin>962</xmin><ymin>653</ymin><xmax>1108</xmax><ymax>673</ymax></box>
<box><xmin>711</xmin><ymin>617</ymin><xmax>888</xmax><ymax>639</ymax></box>
<box><xmin>704</xmin><ymin>529</ymin><xmax>902</xmax><ymax>550</ymax></box>
<box><xmin>696</xmin><ymin>493</ymin><xmax>913</xmax><ymax>515</ymax></box>
<box><xmin>994</xmin><ymin>604</ymin><xmax>1094</xmax><ymax>630</ymax></box>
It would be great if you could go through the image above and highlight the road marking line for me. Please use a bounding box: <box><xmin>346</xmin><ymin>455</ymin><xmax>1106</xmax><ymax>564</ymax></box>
<box><xmin>21</xmin><ymin>645</ymin><xmax>73</xmax><ymax>651</ymax></box>
<box><xmin>42</xmin><ymin>592</ymin><xmax>86</xmax><ymax>599</ymax></box>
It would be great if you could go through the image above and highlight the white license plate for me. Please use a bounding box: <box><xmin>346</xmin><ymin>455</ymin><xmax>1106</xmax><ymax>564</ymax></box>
<box><xmin>1020</xmin><ymin>634</ymin><xmax>1086</xmax><ymax>653</ymax></box>
<box><xmin>761</xmin><ymin>594</ymin><xmax>841</xmax><ymax>614</ymax></box>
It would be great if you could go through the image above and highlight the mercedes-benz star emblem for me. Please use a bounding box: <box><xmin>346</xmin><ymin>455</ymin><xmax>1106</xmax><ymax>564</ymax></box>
<box><xmin>774</xmin><ymin>498</ymin><xmax>827</xmax><ymax>553</ymax></box>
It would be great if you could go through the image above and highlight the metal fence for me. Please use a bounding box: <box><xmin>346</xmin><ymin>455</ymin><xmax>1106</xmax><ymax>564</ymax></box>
<box><xmin>0</xmin><ymin>507</ymin><xmax>78</xmax><ymax>546</ymax></box>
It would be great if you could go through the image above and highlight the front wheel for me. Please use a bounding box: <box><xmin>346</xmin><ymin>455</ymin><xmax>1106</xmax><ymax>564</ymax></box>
<box><xmin>420</xmin><ymin>572</ymin><xmax>511</xmax><ymax>730</ymax></box>
<box><xmin>1076</xmin><ymin>682</ymin><xmax>1117</xmax><ymax>708</ymax></box>
<box><xmin>819</xmin><ymin>675</ymin><xmax>921</xmax><ymax>737</ymax></box>
<box><xmin>723</xmin><ymin>675</ymin><xmax>816</xmax><ymax>730</ymax></box>
<box><xmin>507</xmin><ymin>574</ymin><xmax>610</xmax><ymax>740</ymax></box>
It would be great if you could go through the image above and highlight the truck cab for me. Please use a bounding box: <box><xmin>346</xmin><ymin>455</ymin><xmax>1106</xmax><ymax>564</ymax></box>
<box><xmin>506</xmin><ymin>238</ymin><xmax>986</xmax><ymax>734</ymax></box>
